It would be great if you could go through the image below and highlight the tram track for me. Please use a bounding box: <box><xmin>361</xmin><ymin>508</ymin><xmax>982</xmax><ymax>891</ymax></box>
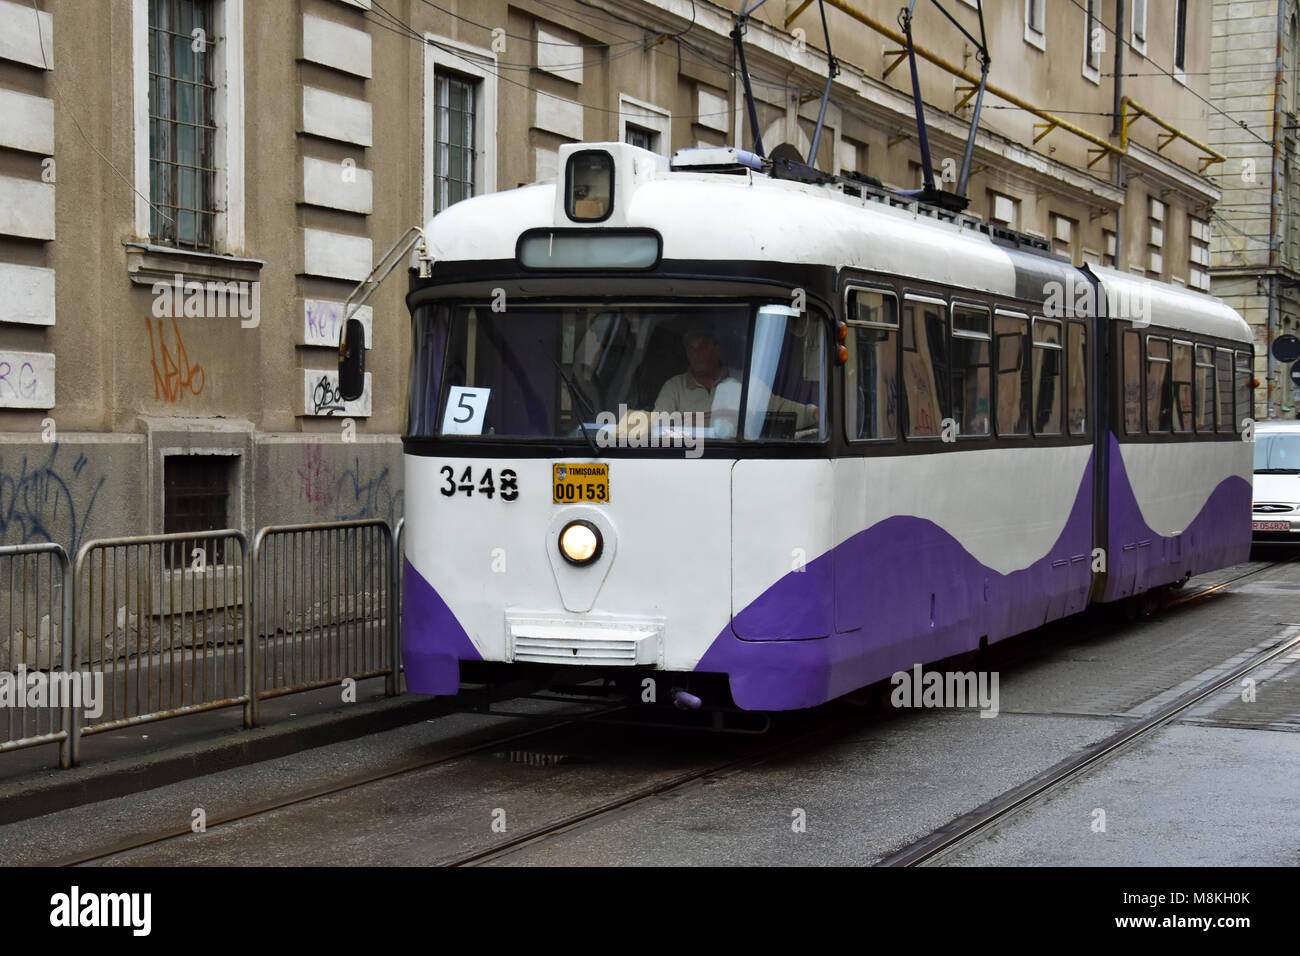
<box><xmin>449</xmin><ymin>557</ymin><xmax>1300</xmax><ymax>866</ymax></box>
<box><xmin>53</xmin><ymin>700</ymin><xmax>631</xmax><ymax>867</ymax></box>
<box><xmin>448</xmin><ymin>559</ymin><xmax>1300</xmax><ymax>865</ymax></box>
<box><xmin>1164</xmin><ymin>555</ymin><xmax>1293</xmax><ymax>609</ymax></box>
<box><xmin>877</xmin><ymin>622</ymin><xmax>1300</xmax><ymax>867</ymax></box>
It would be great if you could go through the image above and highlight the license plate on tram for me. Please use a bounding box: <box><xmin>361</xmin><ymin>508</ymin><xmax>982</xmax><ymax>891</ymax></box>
<box><xmin>1252</xmin><ymin>520</ymin><xmax>1290</xmax><ymax>531</ymax></box>
<box><xmin>553</xmin><ymin>463</ymin><xmax>609</xmax><ymax>503</ymax></box>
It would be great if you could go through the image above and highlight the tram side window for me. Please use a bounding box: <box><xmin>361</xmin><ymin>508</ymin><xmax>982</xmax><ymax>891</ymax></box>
<box><xmin>1067</xmin><ymin>321</ymin><xmax>1087</xmax><ymax>435</ymax></box>
<box><xmin>1146</xmin><ymin>336</ymin><xmax>1172</xmax><ymax>433</ymax></box>
<box><xmin>951</xmin><ymin>305</ymin><xmax>991</xmax><ymax>437</ymax></box>
<box><xmin>1123</xmin><ymin>330</ymin><xmax>1142</xmax><ymax>435</ymax></box>
<box><xmin>845</xmin><ymin>290</ymin><xmax>899</xmax><ymax>441</ymax></box>
<box><xmin>1171</xmin><ymin>341</ymin><xmax>1193</xmax><ymax>434</ymax></box>
<box><xmin>902</xmin><ymin>298</ymin><xmax>949</xmax><ymax>438</ymax></box>
<box><xmin>1032</xmin><ymin>317</ymin><xmax>1063</xmax><ymax>436</ymax></box>
<box><xmin>1235</xmin><ymin>350</ymin><xmax>1254</xmax><ymax>430</ymax></box>
<box><xmin>995</xmin><ymin>313</ymin><xmax>1030</xmax><ymax>436</ymax></box>
<box><xmin>1215</xmin><ymin>348</ymin><xmax>1234</xmax><ymax>433</ymax></box>
<box><xmin>1194</xmin><ymin>345</ymin><xmax>1216</xmax><ymax>433</ymax></box>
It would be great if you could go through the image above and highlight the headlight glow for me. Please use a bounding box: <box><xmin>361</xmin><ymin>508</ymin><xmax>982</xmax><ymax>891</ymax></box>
<box><xmin>559</xmin><ymin>520</ymin><xmax>602</xmax><ymax>565</ymax></box>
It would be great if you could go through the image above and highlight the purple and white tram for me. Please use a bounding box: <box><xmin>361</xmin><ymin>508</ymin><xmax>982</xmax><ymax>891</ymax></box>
<box><xmin>374</xmin><ymin>142</ymin><xmax>1252</xmax><ymax>712</ymax></box>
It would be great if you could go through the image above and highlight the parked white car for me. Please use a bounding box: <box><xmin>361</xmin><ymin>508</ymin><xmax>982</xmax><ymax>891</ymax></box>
<box><xmin>1252</xmin><ymin>420</ymin><xmax>1300</xmax><ymax>539</ymax></box>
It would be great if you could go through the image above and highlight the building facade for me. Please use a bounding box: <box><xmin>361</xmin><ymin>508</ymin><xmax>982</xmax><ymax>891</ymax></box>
<box><xmin>1210</xmin><ymin>0</ymin><xmax>1299</xmax><ymax>420</ymax></box>
<box><xmin>0</xmin><ymin>0</ymin><xmax>1224</xmax><ymax>553</ymax></box>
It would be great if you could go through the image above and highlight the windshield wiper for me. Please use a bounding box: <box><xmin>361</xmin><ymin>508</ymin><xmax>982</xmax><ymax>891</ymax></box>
<box><xmin>542</xmin><ymin>348</ymin><xmax>601</xmax><ymax>456</ymax></box>
<box><xmin>1255</xmin><ymin>468</ymin><xmax>1300</xmax><ymax>474</ymax></box>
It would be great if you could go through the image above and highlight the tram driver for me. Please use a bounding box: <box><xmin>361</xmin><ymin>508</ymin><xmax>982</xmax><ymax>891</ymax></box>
<box><xmin>653</xmin><ymin>327</ymin><xmax>819</xmax><ymax>438</ymax></box>
<box><xmin>653</xmin><ymin>328</ymin><xmax>740</xmax><ymax>421</ymax></box>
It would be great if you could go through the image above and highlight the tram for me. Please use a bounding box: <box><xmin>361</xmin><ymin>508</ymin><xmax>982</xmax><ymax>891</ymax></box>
<box><xmin>342</xmin><ymin>141</ymin><xmax>1254</xmax><ymax>711</ymax></box>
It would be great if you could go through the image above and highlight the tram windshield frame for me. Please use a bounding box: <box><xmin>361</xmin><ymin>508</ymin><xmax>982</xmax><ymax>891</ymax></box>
<box><xmin>407</xmin><ymin>299</ymin><xmax>829</xmax><ymax>446</ymax></box>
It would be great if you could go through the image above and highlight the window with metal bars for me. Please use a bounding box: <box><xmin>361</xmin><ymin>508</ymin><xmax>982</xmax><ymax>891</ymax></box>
<box><xmin>625</xmin><ymin>124</ymin><xmax>656</xmax><ymax>152</ymax></box>
<box><xmin>163</xmin><ymin>455</ymin><xmax>234</xmax><ymax>567</ymax></box>
<box><xmin>1084</xmin><ymin>0</ymin><xmax>1101</xmax><ymax>74</ymax></box>
<box><xmin>148</xmin><ymin>0</ymin><xmax>218</xmax><ymax>251</ymax></box>
<box><xmin>434</xmin><ymin>71</ymin><xmax>477</xmax><ymax>213</ymax></box>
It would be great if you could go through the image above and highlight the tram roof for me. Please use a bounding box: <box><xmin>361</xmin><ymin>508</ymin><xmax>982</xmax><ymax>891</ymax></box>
<box><xmin>419</xmin><ymin>142</ymin><xmax>1251</xmax><ymax>345</ymax></box>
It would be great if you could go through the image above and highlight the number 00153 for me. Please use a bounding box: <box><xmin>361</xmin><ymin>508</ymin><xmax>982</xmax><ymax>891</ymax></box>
<box><xmin>552</xmin><ymin>464</ymin><xmax>609</xmax><ymax>503</ymax></box>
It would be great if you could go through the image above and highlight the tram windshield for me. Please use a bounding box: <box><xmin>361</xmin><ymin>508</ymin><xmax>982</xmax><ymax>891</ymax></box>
<box><xmin>1254</xmin><ymin>431</ymin><xmax>1300</xmax><ymax>473</ymax></box>
<box><xmin>408</xmin><ymin>301</ymin><xmax>827</xmax><ymax>443</ymax></box>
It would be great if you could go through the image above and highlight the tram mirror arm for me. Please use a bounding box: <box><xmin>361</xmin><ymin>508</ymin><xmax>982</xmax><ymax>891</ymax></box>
<box><xmin>338</xmin><ymin>317</ymin><xmax>367</xmax><ymax>402</ymax></box>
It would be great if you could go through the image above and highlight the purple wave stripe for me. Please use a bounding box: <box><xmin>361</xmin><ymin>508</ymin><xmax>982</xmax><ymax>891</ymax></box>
<box><xmin>697</xmin><ymin>458</ymin><xmax>1095</xmax><ymax>711</ymax></box>
<box><xmin>402</xmin><ymin>557</ymin><xmax>481</xmax><ymax>695</ymax></box>
<box><xmin>1100</xmin><ymin>435</ymin><xmax>1252</xmax><ymax>601</ymax></box>
<box><xmin>701</xmin><ymin>442</ymin><xmax>1253</xmax><ymax>711</ymax></box>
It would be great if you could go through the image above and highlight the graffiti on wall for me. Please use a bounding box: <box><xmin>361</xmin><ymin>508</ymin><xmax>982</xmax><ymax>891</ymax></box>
<box><xmin>0</xmin><ymin>444</ymin><xmax>105</xmax><ymax>553</ymax></box>
<box><xmin>147</xmin><ymin>315</ymin><xmax>206</xmax><ymax>403</ymax></box>
<box><xmin>297</xmin><ymin>446</ymin><xmax>403</xmax><ymax>528</ymax></box>
<box><xmin>311</xmin><ymin>375</ymin><xmax>346</xmax><ymax>416</ymax></box>
<box><xmin>296</xmin><ymin>445</ymin><xmax>336</xmax><ymax>514</ymax></box>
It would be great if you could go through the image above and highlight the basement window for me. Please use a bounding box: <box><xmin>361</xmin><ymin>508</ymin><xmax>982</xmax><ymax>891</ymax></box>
<box><xmin>163</xmin><ymin>454</ymin><xmax>235</xmax><ymax>566</ymax></box>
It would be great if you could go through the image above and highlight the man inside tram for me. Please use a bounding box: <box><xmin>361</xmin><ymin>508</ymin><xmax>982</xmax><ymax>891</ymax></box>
<box><xmin>653</xmin><ymin>328</ymin><xmax>741</xmax><ymax>420</ymax></box>
<box><xmin>652</xmin><ymin>326</ymin><xmax>820</xmax><ymax>438</ymax></box>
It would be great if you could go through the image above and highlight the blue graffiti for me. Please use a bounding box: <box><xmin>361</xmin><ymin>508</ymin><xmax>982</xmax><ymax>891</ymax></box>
<box><xmin>335</xmin><ymin>458</ymin><xmax>404</xmax><ymax>529</ymax></box>
<box><xmin>0</xmin><ymin>444</ymin><xmax>105</xmax><ymax>554</ymax></box>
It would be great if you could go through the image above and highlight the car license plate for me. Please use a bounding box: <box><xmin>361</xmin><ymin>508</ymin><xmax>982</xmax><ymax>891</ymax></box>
<box><xmin>553</xmin><ymin>463</ymin><xmax>609</xmax><ymax>503</ymax></box>
<box><xmin>1252</xmin><ymin>520</ymin><xmax>1290</xmax><ymax>531</ymax></box>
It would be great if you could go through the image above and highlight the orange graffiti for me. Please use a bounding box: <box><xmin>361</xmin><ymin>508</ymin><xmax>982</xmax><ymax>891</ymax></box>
<box><xmin>146</xmin><ymin>315</ymin><xmax>206</xmax><ymax>402</ymax></box>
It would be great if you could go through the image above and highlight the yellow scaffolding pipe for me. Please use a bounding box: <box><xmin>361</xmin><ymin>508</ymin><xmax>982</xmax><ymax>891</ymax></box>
<box><xmin>1119</xmin><ymin>96</ymin><xmax>1226</xmax><ymax>173</ymax></box>
<box><xmin>786</xmin><ymin>0</ymin><xmax>1121</xmax><ymax>168</ymax></box>
<box><xmin>785</xmin><ymin>0</ymin><xmax>816</xmax><ymax>26</ymax></box>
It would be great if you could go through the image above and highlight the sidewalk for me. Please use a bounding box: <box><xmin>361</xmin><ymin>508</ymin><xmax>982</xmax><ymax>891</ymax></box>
<box><xmin>0</xmin><ymin>676</ymin><xmax>453</xmax><ymax>825</ymax></box>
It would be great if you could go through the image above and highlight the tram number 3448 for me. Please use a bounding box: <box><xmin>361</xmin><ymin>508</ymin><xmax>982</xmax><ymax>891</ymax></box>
<box><xmin>439</xmin><ymin>465</ymin><xmax>519</xmax><ymax>500</ymax></box>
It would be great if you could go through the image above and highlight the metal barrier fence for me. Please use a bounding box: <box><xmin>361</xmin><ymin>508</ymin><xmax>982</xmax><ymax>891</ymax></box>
<box><xmin>3</xmin><ymin>518</ymin><xmax>404</xmax><ymax>768</ymax></box>
<box><xmin>1</xmin><ymin>543</ymin><xmax>74</xmax><ymax>768</ymax></box>
<box><xmin>250</xmin><ymin>520</ymin><xmax>397</xmax><ymax>726</ymax></box>
<box><xmin>71</xmin><ymin>531</ymin><xmax>253</xmax><ymax>765</ymax></box>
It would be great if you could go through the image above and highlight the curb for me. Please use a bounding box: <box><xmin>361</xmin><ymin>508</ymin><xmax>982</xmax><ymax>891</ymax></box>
<box><xmin>0</xmin><ymin>694</ymin><xmax>451</xmax><ymax>826</ymax></box>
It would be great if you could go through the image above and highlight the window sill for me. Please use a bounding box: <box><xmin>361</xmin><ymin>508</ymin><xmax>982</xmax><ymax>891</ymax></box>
<box><xmin>125</xmin><ymin>242</ymin><xmax>265</xmax><ymax>287</ymax></box>
<box><xmin>1023</xmin><ymin>26</ymin><xmax>1046</xmax><ymax>52</ymax></box>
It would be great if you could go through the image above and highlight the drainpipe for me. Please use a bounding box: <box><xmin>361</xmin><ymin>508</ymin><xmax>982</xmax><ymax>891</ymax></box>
<box><xmin>1112</xmin><ymin>0</ymin><xmax>1125</xmax><ymax>137</ymax></box>
<box><xmin>1113</xmin><ymin>0</ymin><xmax>1126</xmax><ymax>271</ymax></box>
<box><xmin>1269</xmin><ymin>0</ymin><xmax>1285</xmax><ymax>419</ymax></box>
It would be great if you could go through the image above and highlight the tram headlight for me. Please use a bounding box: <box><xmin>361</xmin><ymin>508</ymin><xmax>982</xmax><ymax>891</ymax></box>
<box><xmin>566</xmin><ymin>150</ymin><xmax>614</xmax><ymax>222</ymax></box>
<box><xmin>559</xmin><ymin>520</ymin><xmax>603</xmax><ymax>565</ymax></box>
